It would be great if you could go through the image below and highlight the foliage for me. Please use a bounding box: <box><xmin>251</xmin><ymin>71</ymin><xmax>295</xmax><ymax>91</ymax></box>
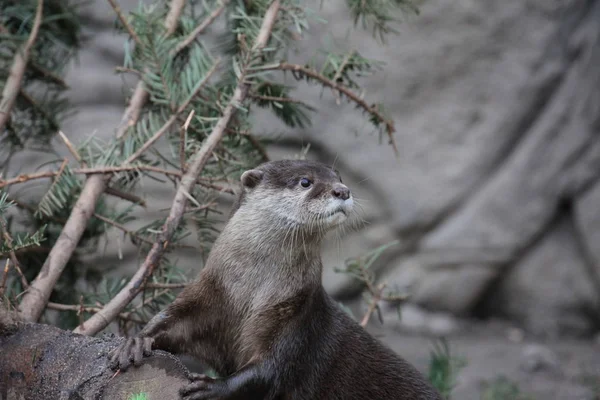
<box><xmin>427</xmin><ymin>339</ymin><xmax>467</xmax><ymax>399</ymax></box>
<box><xmin>0</xmin><ymin>0</ymin><xmax>80</xmax><ymax>165</ymax></box>
<box><xmin>345</xmin><ymin>0</ymin><xmax>420</xmax><ymax>42</ymax></box>
<box><xmin>0</xmin><ymin>191</ymin><xmax>47</xmax><ymax>256</ymax></box>
<box><xmin>127</xmin><ymin>393</ymin><xmax>149</xmax><ymax>400</ymax></box>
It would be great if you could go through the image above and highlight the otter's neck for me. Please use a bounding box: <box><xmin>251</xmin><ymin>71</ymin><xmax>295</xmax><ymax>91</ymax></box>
<box><xmin>207</xmin><ymin>208</ymin><xmax>325</xmax><ymax>302</ymax></box>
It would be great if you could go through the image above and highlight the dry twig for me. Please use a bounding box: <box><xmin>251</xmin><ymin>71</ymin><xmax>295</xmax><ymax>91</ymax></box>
<box><xmin>331</xmin><ymin>50</ymin><xmax>355</xmax><ymax>105</ymax></box>
<box><xmin>180</xmin><ymin>110</ymin><xmax>195</xmax><ymax>171</ymax></box>
<box><xmin>0</xmin><ymin>260</ymin><xmax>10</xmax><ymax>297</ymax></box>
<box><xmin>0</xmin><ymin>165</ymin><xmax>234</xmax><ymax>194</ymax></box>
<box><xmin>0</xmin><ymin>0</ymin><xmax>44</xmax><ymax>132</ymax></box>
<box><xmin>258</xmin><ymin>62</ymin><xmax>398</xmax><ymax>154</ymax></box>
<box><xmin>0</xmin><ymin>216</ymin><xmax>29</xmax><ymax>291</ymax></box>
<box><xmin>106</xmin><ymin>0</ymin><xmax>141</xmax><ymax>45</ymax></box>
<box><xmin>172</xmin><ymin>0</ymin><xmax>229</xmax><ymax>56</ymax></box>
<box><xmin>74</xmin><ymin>0</ymin><xmax>282</xmax><ymax>336</ymax></box>
<box><xmin>360</xmin><ymin>283</ymin><xmax>386</xmax><ymax>327</ymax></box>
<box><xmin>46</xmin><ymin>302</ymin><xmax>143</xmax><ymax>324</ymax></box>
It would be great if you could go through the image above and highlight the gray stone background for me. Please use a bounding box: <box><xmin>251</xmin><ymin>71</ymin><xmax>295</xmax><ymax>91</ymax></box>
<box><xmin>6</xmin><ymin>0</ymin><xmax>600</xmax><ymax>398</ymax></box>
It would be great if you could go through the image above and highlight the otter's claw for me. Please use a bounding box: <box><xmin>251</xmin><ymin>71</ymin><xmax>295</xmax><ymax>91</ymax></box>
<box><xmin>108</xmin><ymin>336</ymin><xmax>154</xmax><ymax>371</ymax></box>
<box><xmin>180</xmin><ymin>374</ymin><xmax>226</xmax><ymax>400</ymax></box>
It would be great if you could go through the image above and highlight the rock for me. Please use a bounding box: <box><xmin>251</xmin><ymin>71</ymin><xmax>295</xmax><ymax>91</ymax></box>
<box><xmin>386</xmin><ymin>303</ymin><xmax>460</xmax><ymax>336</ymax></box>
<box><xmin>520</xmin><ymin>344</ymin><xmax>561</xmax><ymax>373</ymax></box>
<box><xmin>489</xmin><ymin>216</ymin><xmax>599</xmax><ymax>337</ymax></box>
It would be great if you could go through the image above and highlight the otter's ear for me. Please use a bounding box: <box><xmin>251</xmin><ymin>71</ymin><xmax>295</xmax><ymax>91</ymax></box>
<box><xmin>241</xmin><ymin>169</ymin><xmax>264</xmax><ymax>189</ymax></box>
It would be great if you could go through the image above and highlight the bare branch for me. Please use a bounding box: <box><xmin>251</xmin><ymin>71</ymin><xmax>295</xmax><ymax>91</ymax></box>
<box><xmin>92</xmin><ymin>213</ymin><xmax>153</xmax><ymax>246</ymax></box>
<box><xmin>57</xmin><ymin>131</ymin><xmax>83</xmax><ymax>164</ymax></box>
<box><xmin>180</xmin><ymin>110</ymin><xmax>195</xmax><ymax>171</ymax></box>
<box><xmin>0</xmin><ymin>0</ymin><xmax>44</xmax><ymax>132</ymax></box>
<box><xmin>0</xmin><ymin>260</ymin><xmax>9</xmax><ymax>297</ymax></box>
<box><xmin>74</xmin><ymin>0</ymin><xmax>282</xmax><ymax>336</ymax></box>
<box><xmin>115</xmin><ymin>84</ymin><xmax>149</xmax><ymax>140</ymax></box>
<box><xmin>165</xmin><ymin>0</ymin><xmax>186</xmax><ymax>34</ymax></box>
<box><xmin>145</xmin><ymin>282</ymin><xmax>187</xmax><ymax>289</ymax></box>
<box><xmin>104</xmin><ymin>187</ymin><xmax>147</xmax><ymax>207</ymax></box>
<box><xmin>360</xmin><ymin>283</ymin><xmax>386</xmax><ymax>327</ymax></box>
<box><xmin>172</xmin><ymin>0</ymin><xmax>229</xmax><ymax>56</ymax></box>
<box><xmin>106</xmin><ymin>0</ymin><xmax>141</xmax><ymax>45</ymax></box>
<box><xmin>0</xmin><ymin>165</ymin><xmax>235</xmax><ymax>194</ymax></box>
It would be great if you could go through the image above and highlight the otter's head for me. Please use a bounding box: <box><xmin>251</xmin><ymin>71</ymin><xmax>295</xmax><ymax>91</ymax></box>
<box><xmin>231</xmin><ymin>160</ymin><xmax>353</xmax><ymax>235</ymax></box>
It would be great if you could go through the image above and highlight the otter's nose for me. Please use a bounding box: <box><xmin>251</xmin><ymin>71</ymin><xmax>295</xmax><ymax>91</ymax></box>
<box><xmin>331</xmin><ymin>184</ymin><xmax>350</xmax><ymax>200</ymax></box>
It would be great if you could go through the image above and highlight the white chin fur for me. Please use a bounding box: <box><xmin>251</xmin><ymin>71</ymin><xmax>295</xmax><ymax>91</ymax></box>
<box><xmin>321</xmin><ymin>197</ymin><xmax>353</xmax><ymax>227</ymax></box>
<box><xmin>323</xmin><ymin>211</ymin><xmax>348</xmax><ymax>227</ymax></box>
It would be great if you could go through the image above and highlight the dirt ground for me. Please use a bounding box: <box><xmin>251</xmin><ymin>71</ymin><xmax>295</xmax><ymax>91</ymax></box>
<box><xmin>369</xmin><ymin>319</ymin><xmax>600</xmax><ymax>400</ymax></box>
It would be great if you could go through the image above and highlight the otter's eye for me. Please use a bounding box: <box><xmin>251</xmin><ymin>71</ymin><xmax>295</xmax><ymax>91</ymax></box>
<box><xmin>299</xmin><ymin>178</ymin><xmax>312</xmax><ymax>188</ymax></box>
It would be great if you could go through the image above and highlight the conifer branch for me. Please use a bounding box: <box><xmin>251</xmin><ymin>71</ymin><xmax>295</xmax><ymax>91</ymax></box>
<box><xmin>104</xmin><ymin>187</ymin><xmax>147</xmax><ymax>207</ymax></box>
<box><xmin>332</xmin><ymin>50</ymin><xmax>355</xmax><ymax>104</ymax></box>
<box><xmin>0</xmin><ymin>0</ymin><xmax>44</xmax><ymax>133</ymax></box>
<box><xmin>113</xmin><ymin>0</ymin><xmax>184</xmax><ymax>139</ymax></box>
<box><xmin>243</xmin><ymin>133</ymin><xmax>270</xmax><ymax>162</ymax></box>
<box><xmin>107</xmin><ymin>0</ymin><xmax>142</xmax><ymax>46</ymax></box>
<box><xmin>165</xmin><ymin>0</ymin><xmax>186</xmax><ymax>34</ymax></box>
<box><xmin>248</xmin><ymin>94</ymin><xmax>304</xmax><ymax>103</ymax></box>
<box><xmin>92</xmin><ymin>213</ymin><xmax>154</xmax><ymax>246</ymax></box>
<box><xmin>0</xmin><ymin>165</ymin><xmax>233</xmax><ymax>193</ymax></box>
<box><xmin>17</xmin><ymin>0</ymin><xmax>192</xmax><ymax>322</ymax></box>
<box><xmin>115</xmin><ymin>84</ymin><xmax>149</xmax><ymax>140</ymax></box>
<box><xmin>58</xmin><ymin>131</ymin><xmax>83</xmax><ymax>164</ymax></box>
<box><xmin>258</xmin><ymin>62</ymin><xmax>398</xmax><ymax>154</ymax></box>
<box><xmin>113</xmin><ymin>0</ymin><xmax>184</xmax><ymax>140</ymax></box>
<box><xmin>172</xmin><ymin>0</ymin><xmax>229</xmax><ymax>56</ymax></box>
<box><xmin>74</xmin><ymin>0</ymin><xmax>282</xmax><ymax>336</ymax></box>
<box><xmin>29</xmin><ymin>62</ymin><xmax>69</xmax><ymax>88</ymax></box>
<box><xmin>6</xmin><ymin>196</ymin><xmax>66</xmax><ymax>225</ymax></box>
<box><xmin>0</xmin><ymin>25</ymin><xmax>68</xmax><ymax>88</ymax></box>
<box><xmin>19</xmin><ymin>90</ymin><xmax>60</xmax><ymax>130</ymax></box>
<box><xmin>124</xmin><ymin>60</ymin><xmax>220</xmax><ymax>164</ymax></box>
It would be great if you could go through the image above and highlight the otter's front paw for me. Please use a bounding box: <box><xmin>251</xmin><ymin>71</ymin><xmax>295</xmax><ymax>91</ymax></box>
<box><xmin>108</xmin><ymin>336</ymin><xmax>154</xmax><ymax>371</ymax></box>
<box><xmin>180</xmin><ymin>373</ymin><xmax>227</xmax><ymax>400</ymax></box>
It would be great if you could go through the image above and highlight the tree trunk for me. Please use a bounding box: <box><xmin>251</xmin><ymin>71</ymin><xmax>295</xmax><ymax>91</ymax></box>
<box><xmin>0</xmin><ymin>322</ymin><xmax>189</xmax><ymax>400</ymax></box>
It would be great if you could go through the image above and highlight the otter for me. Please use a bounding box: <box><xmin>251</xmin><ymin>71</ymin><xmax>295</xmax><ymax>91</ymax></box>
<box><xmin>110</xmin><ymin>159</ymin><xmax>442</xmax><ymax>400</ymax></box>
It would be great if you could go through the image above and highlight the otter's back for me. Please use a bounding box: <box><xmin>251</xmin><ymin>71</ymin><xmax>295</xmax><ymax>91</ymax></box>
<box><xmin>299</xmin><ymin>291</ymin><xmax>441</xmax><ymax>400</ymax></box>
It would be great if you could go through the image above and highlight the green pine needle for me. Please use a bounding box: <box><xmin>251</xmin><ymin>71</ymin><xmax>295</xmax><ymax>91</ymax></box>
<box><xmin>427</xmin><ymin>339</ymin><xmax>466</xmax><ymax>399</ymax></box>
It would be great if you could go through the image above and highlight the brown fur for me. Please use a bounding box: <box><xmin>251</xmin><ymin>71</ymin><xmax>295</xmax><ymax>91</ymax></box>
<box><xmin>110</xmin><ymin>159</ymin><xmax>442</xmax><ymax>400</ymax></box>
